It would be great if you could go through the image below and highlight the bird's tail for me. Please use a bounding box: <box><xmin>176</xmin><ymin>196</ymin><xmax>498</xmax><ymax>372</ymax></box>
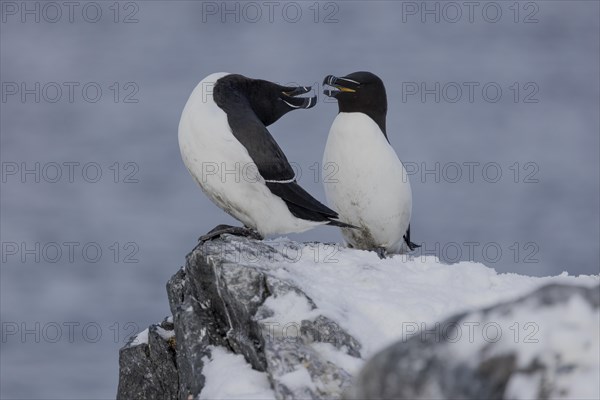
<box><xmin>406</xmin><ymin>240</ymin><xmax>421</xmax><ymax>251</ymax></box>
<box><xmin>403</xmin><ymin>224</ymin><xmax>421</xmax><ymax>251</ymax></box>
<box><xmin>327</xmin><ymin>219</ymin><xmax>359</xmax><ymax>229</ymax></box>
<box><xmin>266</xmin><ymin>181</ymin><xmax>359</xmax><ymax>229</ymax></box>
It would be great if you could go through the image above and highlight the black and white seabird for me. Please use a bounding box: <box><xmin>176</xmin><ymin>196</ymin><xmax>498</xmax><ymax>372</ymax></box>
<box><xmin>322</xmin><ymin>71</ymin><xmax>419</xmax><ymax>256</ymax></box>
<box><xmin>179</xmin><ymin>72</ymin><xmax>350</xmax><ymax>240</ymax></box>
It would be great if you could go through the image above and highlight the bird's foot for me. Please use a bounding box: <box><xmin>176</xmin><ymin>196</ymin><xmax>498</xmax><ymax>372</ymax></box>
<box><xmin>375</xmin><ymin>247</ymin><xmax>388</xmax><ymax>259</ymax></box>
<box><xmin>198</xmin><ymin>224</ymin><xmax>263</xmax><ymax>243</ymax></box>
<box><xmin>404</xmin><ymin>239</ymin><xmax>421</xmax><ymax>252</ymax></box>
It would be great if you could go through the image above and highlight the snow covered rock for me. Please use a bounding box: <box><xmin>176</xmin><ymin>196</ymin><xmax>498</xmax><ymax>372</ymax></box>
<box><xmin>349</xmin><ymin>283</ymin><xmax>600</xmax><ymax>400</ymax></box>
<box><xmin>117</xmin><ymin>235</ymin><xmax>599</xmax><ymax>400</ymax></box>
<box><xmin>165</xmin><ymin>237</ymin><xmax>358</xmax><ymax>400</ymax></box>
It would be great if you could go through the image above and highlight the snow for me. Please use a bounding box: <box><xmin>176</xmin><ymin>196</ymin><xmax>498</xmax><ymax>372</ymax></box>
<box><xmin>130</xmin><ymin>326</ymin><xmax>174</xmax><ymax>345</ymax></box>
<box><xmin>155</xmin><ymin>326</ymin><xmax>175</xmax><ymax>340</ymax></box>
<box><xmin>260</xmin><ymin>291</ymin><xmax>317</xmax><ymax>332</ymax></box>
<box><xmin>256</xmin><ymin>240</ymin><xmax>597</xmax><ymax>359</ymax></box>
<box><xmin>130</xmin><ymin>328</ymin><xmax>148</xmax><ymax>347</ymax></box>
<box><xmin>205</xmin><ymin>238</ymin><xmax>599</xmax><ymax>398</ymax></box>
<box><xmin>278</xmin><ymin>368</ymin><xmax>316</xmax><ymax>392</ymax></box>
<box><xmin>505</xmin><ymin>373</ymin><xmax>542</xmax><ymax>400</ymax></box>
<box><xmin>199</xmin><ymin>346</ymin><xmax>276</xmax><ymax>400</ymax></box>
<box><xmin>310</xmin><ymin>343</ymin><xmax>363</xmax><ymax>375</ymax></box>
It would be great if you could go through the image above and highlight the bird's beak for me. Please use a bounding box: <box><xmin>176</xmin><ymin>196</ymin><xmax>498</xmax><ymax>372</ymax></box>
<box><xmin>323</xmin><ymin>75</ymin><xmax>358</xmax><ymax>97</ymax></box>
<box><xmin>280</xmin><ymin>86</ymin><xmax>317</xmax><ymax>109</ymax></box>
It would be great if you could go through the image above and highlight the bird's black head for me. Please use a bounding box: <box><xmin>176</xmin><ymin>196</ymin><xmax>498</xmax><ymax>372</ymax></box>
<box><xmin>214</xmin><ymin>74</ymin><xmax>316</xmax><ymax>127</ymax></box>
<box><xmin>323</xmin><ymin>71</ymin><xmax>387</xmax><ymax>135</ymax></box>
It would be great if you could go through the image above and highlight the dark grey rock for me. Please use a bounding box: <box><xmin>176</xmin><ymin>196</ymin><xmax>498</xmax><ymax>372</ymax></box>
<box><xmin>348</xmin><ymin>283</ymin><xmax>600</xmax><ymax>400</ymax></box>
<box><xmin>301</xmin><ymin>316</ymin><xmax>362</xmax><ymax>358</ymax></box>
<box><xmin>117</xmin><ymin>320</ymin><xmax>178</xmax><ymax>400</ymax></box>
<box><xmin>166</xmin><ymin>267</ymin><xmax>212</xmax><ymax>400</ymax></box>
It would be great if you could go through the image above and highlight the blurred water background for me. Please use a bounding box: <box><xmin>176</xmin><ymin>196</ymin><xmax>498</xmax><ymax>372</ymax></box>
<box><xmin>1</xmin><ymin>1</ymin><xmax>599</xmax><ymax>398</ymax></box>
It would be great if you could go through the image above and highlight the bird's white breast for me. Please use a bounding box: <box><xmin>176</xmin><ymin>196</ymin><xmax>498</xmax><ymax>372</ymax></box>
<box><xmin>323</xmin><ymin>112</ymin><xmax>412</xmax><ymax>252</ymax></box>
<box><xmin>178</xmin><ymin>73</ymin><xmax>322</xmax><ymax>236</ymax></box>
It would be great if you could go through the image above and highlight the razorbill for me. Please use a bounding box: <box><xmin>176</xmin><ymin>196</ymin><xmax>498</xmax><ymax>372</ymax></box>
<box><xmin>179</xmin><ymin>72</ymin><xmax>351</xmax><ymax>240</ymax></box>
<box><xmin>322</xmin><ymin>71</ymin><xmax>419</xmax><ymax>256</ymax></box>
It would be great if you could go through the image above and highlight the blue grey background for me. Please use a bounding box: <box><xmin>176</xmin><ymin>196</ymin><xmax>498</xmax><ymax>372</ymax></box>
<box><xmin>1</xmin><ymin>1</ymin><xmax>598</xmax><ymax>398</ymax></box>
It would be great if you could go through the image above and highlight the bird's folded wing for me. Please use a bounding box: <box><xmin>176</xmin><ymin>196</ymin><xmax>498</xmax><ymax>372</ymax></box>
<box><xmin>266</xmin><ymin>181</ymin><xmax>339</xmax><ymax>221</ymax></box>
<box><xmin>224</xmin><ymin>102</ymin><xmax>344</xmax><ymax>223</ymax></box>
<box><xmin>225</xmin><ymin>103</ymin><xmax>296</xmax><ymax>182</ymax></box>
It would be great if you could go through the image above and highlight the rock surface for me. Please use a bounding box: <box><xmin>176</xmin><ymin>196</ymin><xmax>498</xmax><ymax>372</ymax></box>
<box><xmin>117</xmin><ymin>319</ymin><xmax>178</xmax><ymax>400</ymax></box>
<box><xmin>117</xmin><ymin>235</ymin><xmax>599</xmax><ymax>400</ymax></box>
<box><xmin>119</xmin><ymin>236</ymin><xmax>361</xmax><ymax>400</ymax></box>
<box><xmin>349</xmin><ymin>283</ymin><xmax>600</xmax><ymax>400</ymax></box>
